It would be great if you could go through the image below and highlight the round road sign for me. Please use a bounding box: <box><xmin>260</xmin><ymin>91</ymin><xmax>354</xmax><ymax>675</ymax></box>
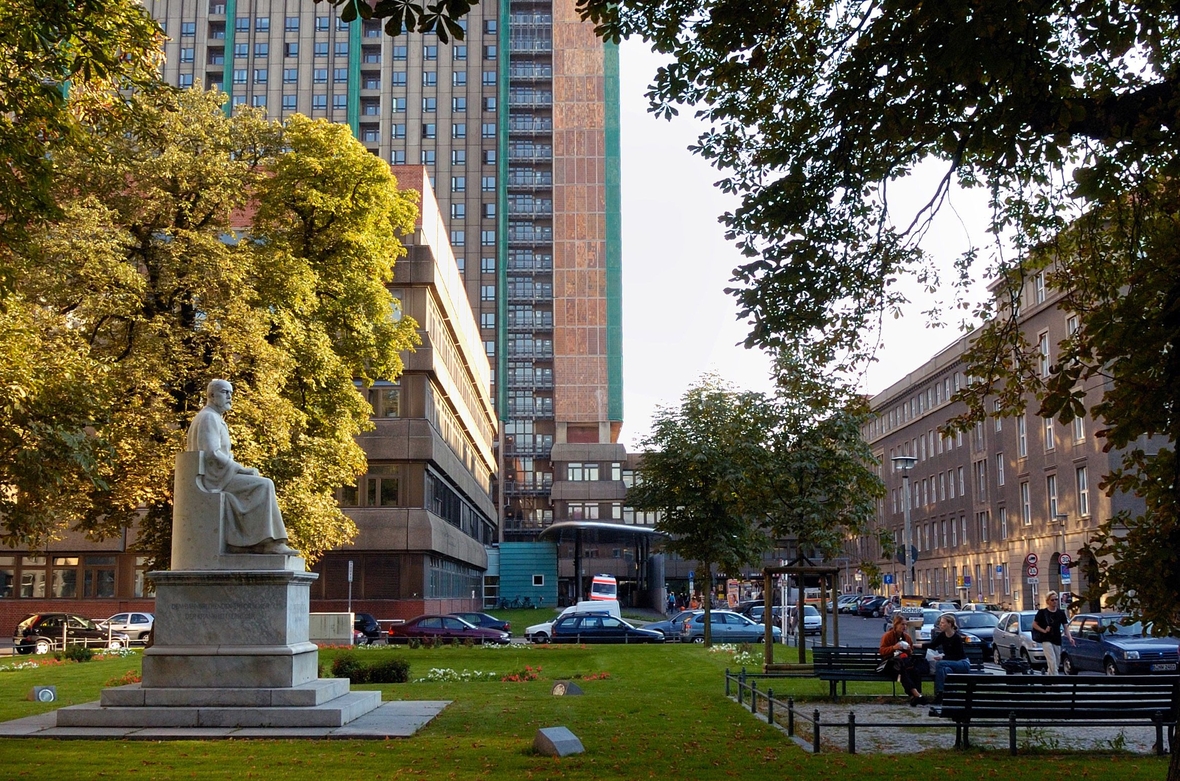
<box><xmin>1060</xmin><ymin>553</ymin><xmax>1072</xmax><ymax>566</ymax></box>
<box><xmin>1027</xmin><ymin>565</ymin><xmax>1039</xmax><ymax>578</ymax></box>
<box><xmin>1026</xmin><ymin>553</ymin><xmax>1039</xmax><ymax>566</ymax></box>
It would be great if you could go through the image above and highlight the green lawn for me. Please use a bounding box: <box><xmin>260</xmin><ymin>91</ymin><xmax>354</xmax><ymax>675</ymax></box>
<box><xmin>0</xmin><ymin>644</ymin><xmax>1166</xmax><ymax>780</ymax></box>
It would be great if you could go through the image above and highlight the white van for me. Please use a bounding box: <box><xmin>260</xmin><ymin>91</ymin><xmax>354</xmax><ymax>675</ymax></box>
<box><xmin>525</xmin><ymin>599</ymin><xmax>621</xmax><ymax>643</ymax></box>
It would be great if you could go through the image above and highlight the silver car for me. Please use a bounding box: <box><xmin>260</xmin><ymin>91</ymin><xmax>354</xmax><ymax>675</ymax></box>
<box><xmin>99</xmin><ymin>611</ymin><xmax>154</xmax><ymax>643</ymax></box>
<box><xmin>992</xmin><ymin>610</ymin><xmax>1046</xmax><ymax>668</ymax></box>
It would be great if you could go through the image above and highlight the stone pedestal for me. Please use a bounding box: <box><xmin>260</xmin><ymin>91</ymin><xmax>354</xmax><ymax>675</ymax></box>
<box><xmin>142</xmin><ymin>570</ymin><xmax>319</xmax><ymax>689</ymax></box>
<box><xmin>52</xmin><ymin>451</ymin><xmax>383</xmax><ymax>730</ymax></box>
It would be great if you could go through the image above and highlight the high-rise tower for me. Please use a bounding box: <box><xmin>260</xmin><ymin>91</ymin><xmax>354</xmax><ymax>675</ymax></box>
<box><xmin>144</xmin><ymin>0</ymin><xmax>624</xmax><ymax>562</ymax></box>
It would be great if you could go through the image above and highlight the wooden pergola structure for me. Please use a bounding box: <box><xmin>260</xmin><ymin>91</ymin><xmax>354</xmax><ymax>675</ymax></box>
<box><xmin>760</xmin><ymin>556</ymin><xmax>842</xmax><ymax>669</ymax></box>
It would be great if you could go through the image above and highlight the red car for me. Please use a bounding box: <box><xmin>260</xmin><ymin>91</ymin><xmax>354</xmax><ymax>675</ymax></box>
<box><xmin>388</xmin><ymin>614</ymin><xmax>511</xmax><ymax>645</ymax></box>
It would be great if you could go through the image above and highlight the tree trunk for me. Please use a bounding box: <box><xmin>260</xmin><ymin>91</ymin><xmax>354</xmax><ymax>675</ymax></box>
<box><xmin>702</xmin><ymin>562</ymin><xmax>712</xmax><ymax>646</ymax></box>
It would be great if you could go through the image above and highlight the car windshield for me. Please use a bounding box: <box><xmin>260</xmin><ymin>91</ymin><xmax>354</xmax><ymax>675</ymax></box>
<box><xmin>922</xmin><ymin>609</ymin><xmax>940</xmax><ymax>625</ymax></box>
<box><xmin>803</xmin><ymin>605</ymin><xmax>820</xmax><ymax>617</ymax></box>
<box><xmin>1019</xmin><ymin>614</ymin><xmax>1035</xmax><ymax>631</ymax></box>
<box><xmin>957</xmin><ymin>613</ymin><xmax>998</xmax><ymax>628</ymax></box>
<box><xmin>1102</xmin><ymin>618</ymin><xmax>1145</xmax><ymax>636</ymax></box>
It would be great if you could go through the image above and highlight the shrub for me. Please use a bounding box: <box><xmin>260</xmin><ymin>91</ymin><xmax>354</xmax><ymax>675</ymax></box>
<box><xmin>59</xmin><ymin>644</ymin><xmax>94</xmax><ymax>663</ymax></box>
<box><xmin>331</xmin><ymin>652</ymin><xmax>409</xmax><ymax>684</ymax></box>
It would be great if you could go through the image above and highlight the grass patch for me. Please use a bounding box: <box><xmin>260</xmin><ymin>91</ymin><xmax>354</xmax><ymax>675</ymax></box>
<box><xmin>0</xmin><ymin>643</ymin><xmax>1167</xmax><ymax>780</ymax></box>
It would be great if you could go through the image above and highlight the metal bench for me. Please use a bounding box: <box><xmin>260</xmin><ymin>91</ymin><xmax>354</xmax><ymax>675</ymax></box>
<box><xmin>813</xmin><ymin>645</ymin><xmax>984</xmax><ymax>701</ymax></box>
<box><xmin>934</xmin><ymin>674</ymin><xmax>1180</xmax><ymax>754</ymax></box>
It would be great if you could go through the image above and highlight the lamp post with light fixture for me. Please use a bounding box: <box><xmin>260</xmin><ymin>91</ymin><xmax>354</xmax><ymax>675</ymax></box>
<box><xmin>892</xmin><ymin>455</ymin><xmax>918</xmax><ymax>595</ymax></box>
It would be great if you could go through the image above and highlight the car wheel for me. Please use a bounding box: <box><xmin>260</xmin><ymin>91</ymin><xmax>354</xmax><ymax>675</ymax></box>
<box><xmin>531</xmin><ymin>633</ymin><xmax>549</xmax><ymax>644</ymax></box>
<box><xmin>872</xmin><ymin>609</ymin><xmax>881</xmax><ymax>618</ymax></box>
<box><xmin>692</xmin><ymin>636</ymin><xmax>705</xmax><ymax>644</ymax></box>
<box><xmin>108</xmin><ymin>639</ymin><xmax>124</xmax><ymax>651</ymax></box>
<box><xmin>1061</xmin><ymin>653</ymin><xmax>1077</xmax><ymax>676</ymax></box>
<box><xmin>138</xmin><ymin>632</ymin><xmax>151</xmax><ymax>642</ymax></box>
<box><xmin>993</xmin><ymin>646</ymin><xmax>1002</xmax><ymax>665</ymax></box>
<box><xmin>34</xmin><ymin>639</ymin><xmax>51</xmax><ymax>655</ymax></box>
<box><xmin>1104</xmin><ymin>658</ymin><xmax>1119</xmax><ymax>676</ymax></box>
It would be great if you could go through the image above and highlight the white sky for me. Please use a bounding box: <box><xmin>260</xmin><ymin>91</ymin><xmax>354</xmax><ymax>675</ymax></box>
<box><xmin>616</xmin><ymin>40</ymin><xmax>994</xmax><ymax>449</ymax></box>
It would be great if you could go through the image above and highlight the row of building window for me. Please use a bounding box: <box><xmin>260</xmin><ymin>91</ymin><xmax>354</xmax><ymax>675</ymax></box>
<box><xmin>194</xmin><ymin>13</ymin><xmax>492</xmax><ymax>36</ymax></box>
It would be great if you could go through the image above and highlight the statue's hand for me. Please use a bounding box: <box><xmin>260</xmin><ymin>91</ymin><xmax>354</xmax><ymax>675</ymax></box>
<box><xmin>241</xmin><ymin>467</ymin><xmax>260</xmax><ymax>476</ymax></box>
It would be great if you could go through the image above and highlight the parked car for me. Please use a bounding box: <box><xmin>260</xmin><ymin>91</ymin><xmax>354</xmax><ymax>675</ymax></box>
<box><xmin>1060</xmin><ymin>614</ymin><xmax>1180</xmax><ymax>675</ymax></box>
<box><xmin>679</xmin><ymin>610</ymin><xmax>783</xmax><ymax>644</ymax></box>
<box><xmin>98</xmin><ymin>612</ymin><xmax>154</xmax><ymax>643</ymax></box>
<box><xmin>353</xmin><ymin>612</ymin><xmax>382</xmax><ymax>644</ymax></box>
<box><xmin>950</xmin><ymin>610</ymin><xmax>1000</xmax><ymax>657</ymax></box>
<box><xmin>991</xmin><ymin>610</ymin><xmax>1046</xmax><ymax>667</ymax></box>
<box><xmin>387</xmin><ymin>614</ymin><xmax>510</xmax><ymax>645</ymax></box>
<box><xmin>525</xmin><ymin>601</ymin><xmax>619</xmax><ymax>643</ymax></box>
<box><xmin>927</xmin><ymin>601</ymin><xmax>960</xmax><ymax>612</ymax></box>
<box><xmin>787</xmin><ymin>605</ymin><xmax>823</xmax><ymax>635</ymax></box>
<box><xmin>856</xmin><ymin>596</ymin><xmax>889</xmax><ymax>618</ymax></box>
<box><xmin>836</xmin><ymin>595</ymin><xmax>862</xmax><ymax>613</ymax></box>
<box><xmin>962</xmin><ymin>602</ymin><xmax>1004</xmax><ymax>613</ymax></box>
<box><xmin>551</xmin><ymin>614</ymin><xmax>664</xmax><ymax>644</ymax></box>
<box><xmin>449</xmin><ymin>612</ymin><xmax>510</xmax><ymax>634</ymax></box>
<box><xmin>643</xmin><ymin>609</ymin><xmax>698</xmax><ymax>640</ymax></box>
<box><xmin>14</xmin><ymin>613</ymin><xmax>131</xmax><ymax>655</ymax></box>
<box><xmin>911</xmin><ymin>608</ymin><xmax>944</xmax><ymax>650</ymax></box>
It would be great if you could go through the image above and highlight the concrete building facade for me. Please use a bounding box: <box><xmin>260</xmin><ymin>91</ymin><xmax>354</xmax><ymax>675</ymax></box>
<box><xmin>855</xmin><ymin>273</ymin><xmax>1142</xmax><ymax>612</ymax></box>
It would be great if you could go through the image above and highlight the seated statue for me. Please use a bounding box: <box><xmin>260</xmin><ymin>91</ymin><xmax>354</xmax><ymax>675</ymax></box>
<box><xmin>185</xmin><ymin>379</ymin><xmax>299</xmax><ymax>556</ymax></box>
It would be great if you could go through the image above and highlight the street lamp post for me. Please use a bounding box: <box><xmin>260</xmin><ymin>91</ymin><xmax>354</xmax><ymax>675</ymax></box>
<box><xmin>892</xmin><ymin>456</ymin><xmax>918</xmax><ymax>596</ymax></box>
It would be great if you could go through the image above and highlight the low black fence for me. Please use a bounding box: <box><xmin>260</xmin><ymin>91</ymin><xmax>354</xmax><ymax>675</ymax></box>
<box><xmin>724</xmin><ymin>667</ymin><xmax>953</xmax><ymax>754</ymax></box>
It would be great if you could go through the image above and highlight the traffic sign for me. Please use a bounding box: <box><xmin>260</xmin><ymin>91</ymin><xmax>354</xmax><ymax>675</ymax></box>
<box><xmin>996</xmin><ymin>564</ymin><xmax>1004</xmax><ymax>574</ymax></box>
<box><xmin>883</xmin><ymin>574</ymin><xmax>894</xmax><ymax>585</ymax></box>
<box><xmin>1027</xmin><ymin>565</ymin><xmax>1039</xmax><ymax>578</ymax></box>
<box><xmin>1060</xmin><ymin>553</ymin><xmax>1072</xmax><ymax>566</ymax></box>
<box><xmin>964</xmin><ymin>574</ymin><xmax>973</xmax><ymax>588</ymax></box>
<box><xmin>1025</xmin><ymin>553</ymin><xmax>1039</xmax><ymax>566</ymax></box>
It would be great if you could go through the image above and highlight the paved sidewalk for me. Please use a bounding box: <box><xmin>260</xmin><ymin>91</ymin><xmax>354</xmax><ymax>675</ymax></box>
<box><xmin>0</xmin><ymin>700</ymin><xmax>449</xmax><ymax>740</ymax></box>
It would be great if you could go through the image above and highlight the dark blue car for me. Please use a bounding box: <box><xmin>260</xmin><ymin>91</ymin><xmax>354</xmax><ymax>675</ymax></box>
<box><xmin>1060</xmin><ymin>613</ymin><xmax>1180</xmax><ymax>675</ymax></box>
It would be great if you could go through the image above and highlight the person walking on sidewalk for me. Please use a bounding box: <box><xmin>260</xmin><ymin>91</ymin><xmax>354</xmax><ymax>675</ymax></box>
<box><xmin>1032</xmin><ymin>590</ymin><xmax>1075</xmax><ymax>674</ymax></box>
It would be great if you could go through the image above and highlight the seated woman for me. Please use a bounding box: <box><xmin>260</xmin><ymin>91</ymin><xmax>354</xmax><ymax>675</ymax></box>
<box><xmin>926</xmin><ymin>613</ymin><xmax>971</xmax><ymax>704</ymax></box>
<box><xmin>879</xmin><ymin>612</ymin><xmax>927</xmax><ymax>706</ymax></box>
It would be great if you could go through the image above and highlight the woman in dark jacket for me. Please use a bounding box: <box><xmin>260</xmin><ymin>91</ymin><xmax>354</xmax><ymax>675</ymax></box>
<box><xmin>927</xmin><ymin>613</ymin><xmax>970</xmax><ymax>704</ymax></box>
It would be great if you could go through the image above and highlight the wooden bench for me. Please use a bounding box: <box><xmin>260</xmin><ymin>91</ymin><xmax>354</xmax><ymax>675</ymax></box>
<box><xmin>934</xmin><ymin>674</ymin><xmax>1180</xmax><ymax>754</ymax></box>
<box><xmin>813</xmin><ymin>646</ymin><xmax>984</xmax><ymax>701</ymax></box>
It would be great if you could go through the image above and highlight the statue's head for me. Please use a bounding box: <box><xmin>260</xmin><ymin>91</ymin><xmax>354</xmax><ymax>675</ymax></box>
<box><xmin>206</xmin><ymin>379</ymin><xmax>233</xmax><ymax>413</ymax></box>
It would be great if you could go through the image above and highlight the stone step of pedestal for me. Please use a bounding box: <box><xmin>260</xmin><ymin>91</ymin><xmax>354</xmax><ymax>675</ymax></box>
<box><xmin>56</xmin><ymin>690</ymin><xmax>382</xmax><ymax>729</ymax></box>
<box><xmin>101</xmin><ymin>678</ymin><xmax>351</xmax><ymax>708</ymax></box>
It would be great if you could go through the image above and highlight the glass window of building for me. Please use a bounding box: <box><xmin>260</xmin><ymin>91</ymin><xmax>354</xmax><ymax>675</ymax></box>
<box><xmin>391</xmin><ymin>150</ymin><xmax>406</xmax><ymax>164</ymax></box>
<box><xmin>285</xmin><ymin>16</ymin><xmax>299</xmax><ymax>31</ymax></box>
<box><xmin>283</xmin><ymin>68</ymin><xmax>298</xmax><ymax>83</ymax></box>
<box><xmin>254</xmin><ymin>68</ymin><xmax>267</xmax><ymax>83</ymax></box>
<box><xmin>392</xmin><ymin>45</ymin><xmax>407</xmax><ymax>60</ymax></box>
<box><xmin>255</xmin><ymin>16</ymin><xmax>269</xmax><ymax>31</ymax></box>
<box><xmin>452</xmin><ymin>150</ymin><xmax>466</xmax><ymax>165</ymax></box>
<box><xmin>482</xmin><ymin>71</ymin><xmax>496</xmax><ymax>86</ymax></box>
<box><xmin>333</xmin><ymin>95</ymin><xmax>347</xmax><ymax>110</ymax></box>
<box><xmin>424</xmin><ymin>44</ymin><xmax>438</xmax><ymax>60</ymax></box>
<box><xmin>282</xmin><ymin>94</ymin><xmax>296</xmax><ymax>110</ymax></box>
<box><xmin>423</xmin><ymin>71</ymin><xmax>437</xmax><ymax>86</ymax></box>
<box><xmin>481</xmin><ymin>256</ymin><xmax>495</xmax><ymax>273</ymax></box>
<box><xmin>423</xmin><ymin>123</ymin><xmax>437</xmax><ymax>139</ymax></box>
<box><xmin>454</xmin><ymin>45</ymin><xmax>467</xmax><ymax>60</ymax></box>
<box><xmin>334</xmin><ymin>67</ymin><xmax>348</xmax><ymax>82</ymax></box>
<box><xmin>234</xmin><ymin>42</ymin><xmax>248</xmax><ymax>57</ymax></box>
<box><xmin>313</xmin><ymin>68</ymin><xmax>328</xmax><ymax>83</ymax></box>
<box><xmin>392</xmin><ymin>123</ymin><xmax>406</xmax><ymax>139</ymax></box>
<box><xmin>392</xmin><ymin>96</ymin><xmax>406</xmax><ymax>112</ymax></box>
<box><xmin>452</xmin><ymin>123</ymin><xmax>467</xmax><ymax>138</ymax></box>
<box><xmin>312</xmin><ymin>94</ymin><xmax>327</xmax><ymax>109</ymax></box>
<box><xmin>453</xmin><ymin>96</ymin><xmax>467</xmax><ymax>112</ymax></box>
<box><xmin>315</xmin><ymin>16</ymin><xmax>330</xmax><ymax>31</ymax></box>
<box><xmin>484</xmin><ymin>96</ymin><xmax>497</xmax><ymax>112</ymax></box>
<box><xmin>450</xmin><ymin>229</ymin><xmax>465</xmax><ymax>246</ymax></box>
<box><xmin>314</xmin><ymin>41</ymin><xmax>328</xmax><ymax>57</ymax></box>
<box><xmin>451</xmin><ymin>176</ymin><xmax>466</xmax><ymax>192</ymax></box>
<box><xmin>285</xmin><ymin>41</ymin><xmax>298</xmax><ymax>57</ymax></box>
<box><xmin>178</xmin><ymin>73</ymin><xmax>194</xmax><ymax>87</ymax></box>
<box><xmin>254</xmin><ymin>42</ymin><xmax>268</xmax><ymax>56</ymax></box>
<box><xmin>235</xmin><ymin>16</ymin><xmax>250</xmax><ymax>32</ymax></box>
<box><xmin>334</xmin><ymin>42</ymin><xmax>348</xmax><ymax>56</ymax></box>
<box><xmin>423</xmin><ymin>96</ymin><xmax>436</xmax><ymax>111</ymax></box>
<box><xmin>391</xmin><ymin>72</ymin><xmax>407</xmax><ymax>86</ymax></box>
<box><xmin>454</xmin><ymin>71</ymin><xmax>467</xmax><ymax>86</ymax></box>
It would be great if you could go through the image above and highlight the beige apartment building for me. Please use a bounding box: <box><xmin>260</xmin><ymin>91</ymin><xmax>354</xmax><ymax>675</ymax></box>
<box><xmin>855</xmin><ymin>273</ymin><xmax>1144</xmax><ymax>612</ymax></box>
